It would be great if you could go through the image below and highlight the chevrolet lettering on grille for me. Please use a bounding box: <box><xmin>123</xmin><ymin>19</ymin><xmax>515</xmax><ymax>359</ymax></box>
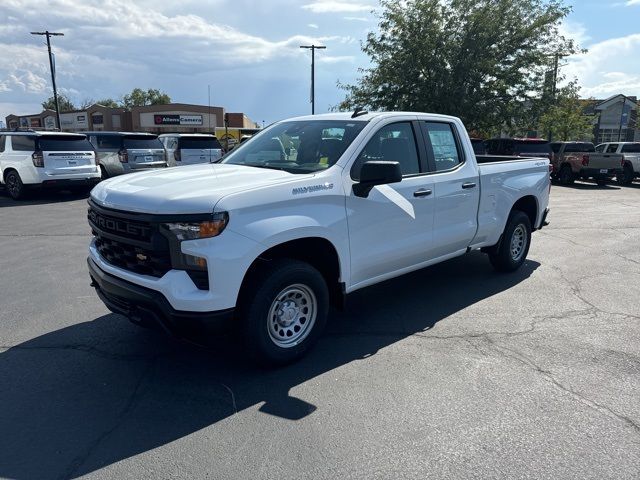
<box><xmin>89</xmin><ymin>210</ymin><xmax>151</xmax><ymax>238</ymax></box>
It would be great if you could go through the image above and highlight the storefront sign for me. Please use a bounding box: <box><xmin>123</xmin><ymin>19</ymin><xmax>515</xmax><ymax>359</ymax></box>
<box><xmin>154</xmin><ymin>114</ymin><xmax>203</xmax><ymax>126</ymax></box>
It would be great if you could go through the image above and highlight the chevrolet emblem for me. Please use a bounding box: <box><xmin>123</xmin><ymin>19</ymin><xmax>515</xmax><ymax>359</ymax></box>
<box><xmin>136</xmin><ymin>253</ymin><xmax>148</xmax><ymax>261</ymax></box>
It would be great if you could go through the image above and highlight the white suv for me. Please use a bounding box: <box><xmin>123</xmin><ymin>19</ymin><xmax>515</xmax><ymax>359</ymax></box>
<box><xmin>0</xmin><ymin>131</ymin><xmax>100</xmax><ymax>199</ymax></box>
<box><xmin>159</xmin><ymin>134</ymin><xmax>224</xmax><ymax>165</ymax></box>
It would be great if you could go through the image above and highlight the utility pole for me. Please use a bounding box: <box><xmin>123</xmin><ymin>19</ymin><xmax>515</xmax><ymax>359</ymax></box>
<box><xmin>616</xmin><ymin>94</ymin><xmax>637</xmax><ymax>142</ymax></box>
<box><xmin>31</xmin><ymin>31</ymin><xmax>64</xmax><ymax>130</ymax></box>
<box><xmin>547</xmin><ymin>52</ymin><xmax>561</xmax><ymax>142</ymax></box>
<box><xmin>299</xmin><ymin>45</ymin><xmax>326</xmax><ymax>115</ymax></box>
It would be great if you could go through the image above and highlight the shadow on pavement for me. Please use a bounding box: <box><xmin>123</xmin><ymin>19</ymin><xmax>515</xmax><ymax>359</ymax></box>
<box><xmin>0</xmin><ymin>252</ymin><xmax>539</xmax><ymax>479</ymax></box>
<box><xmin>0</xmin><ymin>188</ymin><xmax>91</xmax><ymax>207</ymax></box>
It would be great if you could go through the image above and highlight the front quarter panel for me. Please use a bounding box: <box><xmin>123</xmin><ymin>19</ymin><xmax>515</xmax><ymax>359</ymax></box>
<box><xmin>215</xmin><ymin>169</ymin><xmax>350</xmax><ymax>285</ymax></box>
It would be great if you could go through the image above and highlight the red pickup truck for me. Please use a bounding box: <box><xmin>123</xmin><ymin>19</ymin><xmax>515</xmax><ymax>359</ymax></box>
<box><xmin>550</xmin><ymin>141</ymin><xmax>622</xmax><ymax>186</ymax></box>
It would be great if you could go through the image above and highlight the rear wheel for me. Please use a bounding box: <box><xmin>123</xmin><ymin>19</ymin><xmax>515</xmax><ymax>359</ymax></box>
<box><xmin>558</xmin><ymin>165</ymin><xmax>574</xmax><ymax>185</ymax></box>
<box><xmin>488</xmin><ymin>211</ymin><xmax>532</xmax><ymax>273</ymax></box>
<box><xmin>617</xmin><ymin>165</ymin><xmax>634</xmax><ymax>185</ymax></box>
<box><xmin>5</xmin><ymin>171</ymin><xmax>27</xmax><ymax>200</ymax></box>
<box><xmin>239</xmin><ymin>259</ymin><xmax>329</xmax><ymax>365</ymax></box>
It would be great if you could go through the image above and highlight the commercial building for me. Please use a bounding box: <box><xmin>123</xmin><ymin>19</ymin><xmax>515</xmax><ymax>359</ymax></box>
<box><xmin>5</xmin><ymin>102</ymin><xmax>258</xmax><ymax>134</ymax></box>
<box><xmin>590</xmin><ymin>94</ymin><xmax>639</xmax><ymax>143</ymax></box>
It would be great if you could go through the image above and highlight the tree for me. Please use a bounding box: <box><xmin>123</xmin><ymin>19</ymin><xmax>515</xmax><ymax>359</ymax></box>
<box><xmin>539</xmin><ymin>81</ymin><xmax>594</xmax><ymax>141</ymax></box>
<box><xmin>41</xmin><ymin>94</ymin><xmax>75</xmax><ymax>112</ymax></box>
<box><xmin>122</xmin><ymin>88</ymin><xmax>171</xmax><ymax>109</ymax></box>
<box><xmin>338</xmin><ymin>0</ymin><xmax>579</xmax><ymax>134</ymax></box>
<box><xmin>94</xmin><ymin>98</ymin><xmax>120</xmax><ymax>108</ymax></box>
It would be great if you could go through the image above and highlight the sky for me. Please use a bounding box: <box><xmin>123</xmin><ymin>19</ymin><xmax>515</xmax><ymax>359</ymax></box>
<box><xmin>1</xmin><ymin>0</ymin><xmax>640</xmax><ymax>127</ymax></box>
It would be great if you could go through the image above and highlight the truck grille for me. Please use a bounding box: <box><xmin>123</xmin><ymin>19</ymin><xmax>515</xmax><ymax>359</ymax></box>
<box><xmin>88</xmin><ymin>204</ymin><xmax>172</xmax><ymax>278</ymax></box>
<box><xmin>93</xmin><ymin>235</ymin><xmax>171</xmax><ymax>277</ymax></box>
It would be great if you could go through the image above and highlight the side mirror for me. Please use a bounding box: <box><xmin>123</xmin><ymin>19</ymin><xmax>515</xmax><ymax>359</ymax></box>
<box><xmin>353</xmin><ymin>161</ymin><xmax>402</xmax><ymax>198</ymax></box>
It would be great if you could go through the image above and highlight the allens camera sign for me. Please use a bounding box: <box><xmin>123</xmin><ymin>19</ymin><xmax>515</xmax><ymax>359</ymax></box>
<box><xmin>154</xmin><ymin>114</ymin><xmax>203</xmax><ymax>126</ymax></box>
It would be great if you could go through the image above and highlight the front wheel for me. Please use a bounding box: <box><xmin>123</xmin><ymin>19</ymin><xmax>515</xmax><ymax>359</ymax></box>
<box><xmin>488</xmin><ymin>211</ymin><xmax>532</xmax><ymax>273</ymax></box>
<box><xmin>239</xmin><ymin>259</ymin><xmax>329</xmax><ymax>365</ymax></box>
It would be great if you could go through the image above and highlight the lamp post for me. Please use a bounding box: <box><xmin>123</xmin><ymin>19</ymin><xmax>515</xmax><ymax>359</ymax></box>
<box><xmin>31</xmin><ymin>31</ymin><xmax>64</xmax><ymax>130</ymax></box>
<box><xmin>299</xmin><ymin>45</ymin><xmax>326</xmax><ymax>115</ymax></box>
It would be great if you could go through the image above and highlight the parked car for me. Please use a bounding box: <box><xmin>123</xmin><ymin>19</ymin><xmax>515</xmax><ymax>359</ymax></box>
<box><xmin>87</xmin><ymin>111</ymin><xmax>550</xmax><ymax>364</ymax></box>
<box><xmin>87</xmin><ymin>132</ymin><xmax>168</xmax><ymax>179</ymax></box>
<box><xmin>470</xmin><ymin>137</ymin><xmax>486</xmax><ymax>155</ymax></box>
<box><xmin>159</xmin><ymin>134</ymin><xmax>224</xmax><ymax>165</ymax></box>
<box><xmin>550</xmin><ymin>141</ymin><xmax>620</xmax><ymax>186</ymax></box>
<box><xmin>595</xmin><ymin>142</ymin><xmax>640</xmax><ymax>185</ymax></box>
<box><xmin>0</xmin><ymin>131</ymin><xmax>100</xmax><ymax>200</ymax></box>
<box><xmin>485</xmin><ymin>137</ymin><xmax>552</xmax><ymax>159</ymax></box>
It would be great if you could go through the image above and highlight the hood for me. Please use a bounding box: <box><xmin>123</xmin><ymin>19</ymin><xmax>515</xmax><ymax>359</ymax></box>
<box><xmin>90</xmin><ymin>163</ymin><xmax>298</xmax><ymax>214</ymax></box>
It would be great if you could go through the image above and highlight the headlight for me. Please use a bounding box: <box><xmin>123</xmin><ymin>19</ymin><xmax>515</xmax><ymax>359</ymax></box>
<box><xmin>162</xmin><ymin>212</ymin><xmax>228</xmax><ymax>241</ymax></box>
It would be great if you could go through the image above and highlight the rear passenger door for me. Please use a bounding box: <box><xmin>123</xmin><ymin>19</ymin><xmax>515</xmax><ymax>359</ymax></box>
<box><xmin>419</xmin><ymin>121</ymin><xmax>480</xmax><ymax>258</ymax></box>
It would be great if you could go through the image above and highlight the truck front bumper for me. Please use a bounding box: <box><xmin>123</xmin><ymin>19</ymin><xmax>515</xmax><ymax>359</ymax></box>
<box><xmin>88</xmin><ymin>257</ymin><xmax>235</xmax><ymax>339</ymax></box>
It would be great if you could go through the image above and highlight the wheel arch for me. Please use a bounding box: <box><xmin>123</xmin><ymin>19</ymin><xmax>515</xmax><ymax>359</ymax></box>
<box><xmin>511</xmin><ymin>195</ymin><xmax>538</xmax><ymax>230</ymax></box>
<box><xmin>238</xmin><ymin>236</ymin><xmax>345</xmax><ymax>309</ymax></box>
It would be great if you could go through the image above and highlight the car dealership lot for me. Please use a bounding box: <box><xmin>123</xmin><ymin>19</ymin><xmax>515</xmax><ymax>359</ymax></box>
<box><xmin>0</xmin><ymin>183</ymin><xmax>639</xmax><ymax>479</ymax></box>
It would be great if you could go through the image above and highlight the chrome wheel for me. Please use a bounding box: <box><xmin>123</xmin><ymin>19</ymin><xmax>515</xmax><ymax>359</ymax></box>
<box><xmin>510</xmin><ymin>224</ymin><xmax>527</xmax><ymax>261</ymax></box>
<box><xmin>267</xmin><ymin>283</ymin><xmax>317</xmax><ymax>348</ymax></box>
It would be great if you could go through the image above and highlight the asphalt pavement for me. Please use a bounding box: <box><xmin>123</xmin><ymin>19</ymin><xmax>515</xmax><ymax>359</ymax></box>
<box><xmin>0</xmin><ymin>181</ymin><xmax>639</xmax><ymax>479</ymax></box>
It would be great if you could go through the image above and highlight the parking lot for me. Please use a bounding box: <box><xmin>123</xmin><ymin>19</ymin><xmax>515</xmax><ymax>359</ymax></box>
<box><xmin>0</xmin><ymin>181</ymin><xmax>639</xmax><ymax>479</ymax></box>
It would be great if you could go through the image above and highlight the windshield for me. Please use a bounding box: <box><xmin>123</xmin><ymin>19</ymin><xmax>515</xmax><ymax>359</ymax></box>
<box><xmin>221</xmin><ymin>120</ymin><xmax>367</xmax><ymax>173</ymax></box>
<box><xmin>179</xmin><ymin>137</ymin><xmax>223</xmax><ymax>150</ymax></box>
<box><xmin>123</xmin><ymin>136</ymin><xmax>163</xmax><ymax>150</ymax></box>
<box><xmin>515</xmin><ymin>141</ymin><xmax>551</xmax><ymax>154</ymax></box>
<box><xmin>621</xmin><ymin>143</ymin><xmax>640</xmax><ymax>153</ymax></box>
<box><xmin>37</xmin><ymin>136</ymin><xmax>93</xmax><ymax>152</ymax></box>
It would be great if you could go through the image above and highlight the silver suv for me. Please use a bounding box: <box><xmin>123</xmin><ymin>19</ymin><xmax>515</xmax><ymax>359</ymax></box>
<box><xmin>87</xmin><ymin>132</ymin><xmax>168</xmax><ymax>179</ymax></box>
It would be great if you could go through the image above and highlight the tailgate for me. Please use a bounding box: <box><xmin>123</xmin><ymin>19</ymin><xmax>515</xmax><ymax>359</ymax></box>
<box><xmin>181</xmin><ymin>148</ymin><xmax>222</xmax><ymax>164</ymax></box>
<box><xmin>128</xmin><ymin>149</ymin><xmax>166</xmax><ymax>166</ymax></box>
<box><xmin>587</xmin><ymin>154</ymin><xmax>622</xmax><ymax>170</ymax></box>
<box><xmin>44</xmin><ymin>151</ymin><xmax>96</xmax><ymax>175</ymax></box>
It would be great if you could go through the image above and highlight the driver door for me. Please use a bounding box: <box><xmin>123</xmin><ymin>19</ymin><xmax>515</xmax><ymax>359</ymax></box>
<box><xmin>345</xmin><ymin>121</ymin><xmax>435</xmax><ymax>289</ymax></box>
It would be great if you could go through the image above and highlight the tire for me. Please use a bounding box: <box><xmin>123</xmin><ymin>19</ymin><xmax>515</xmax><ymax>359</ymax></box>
<box><xmin>239</xmin><ymin>259</ymin><xmax>329</xmax><ymax>365</ymax></box>
<box><xmin>99</xmin><ymin>165</ymin><xmax>109</xmax><ymax>181</ymax></box>
<box><xmin>4</xmin><ymin>170</ymin><xmax>27</xmax><ymax>200</ymax></box>
<box><xmin>558</xmin><ymin>165</ymin><xmax>574</xmax><ymax>185</ymax></box>
<box><xmin>617</xmin><ymin>165</ymin><xmax>634</xmax><ymax>186</ymax></box>
<box><xmin>488</xmin><ymin>210</ymin><xmax>532</xmax><ymax>273</ymax></box>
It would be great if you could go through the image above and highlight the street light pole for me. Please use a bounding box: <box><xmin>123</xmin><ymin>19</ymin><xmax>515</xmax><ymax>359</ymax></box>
<box><xmin>300</xmin><ymin>45</ymin><xmax>326</xmax><ymax>115</ymax></box>
<box><xmin>31</xmin><ymin>30</ymin><xmax>64</xmax><ymax>130</ymax></box>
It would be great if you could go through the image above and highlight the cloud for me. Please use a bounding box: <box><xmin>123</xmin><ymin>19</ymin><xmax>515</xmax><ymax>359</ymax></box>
<box><xmin>308</xmin><ymin>23</ymin><xmax>319</xmax><ymax>29</ymax></box>
<box><xmin>343</xmin><ymin>16</ymin><xmax>370</xmax><ymax>22</ymax></box>
<box><xmin>563</xmin><ymin>33</ymin><xmax>640</xmax><ymax>98</ymax></box>
<box><xmin>625</xmin><ymin>0</ymin><xmax>640</xmax><ymax>5</ymax></box>
<box><xmin>318</xmin><ymin>55</ymin><xmax>355</xmax><ymax>63</ymax></box>
<box><xmin>557</xmin><ymin>20</ymin><xmax>590</xmax><ymax>47</ymax></box>
<box><xmin>302</xmin><ymin>1</ymin><xmax>373</xmax><ymax>13</ymax></box>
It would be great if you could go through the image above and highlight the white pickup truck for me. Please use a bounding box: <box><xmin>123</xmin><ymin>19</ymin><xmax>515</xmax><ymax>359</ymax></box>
<box><xmin>87</xmin><ymin>112</ymin><xmax>550</xmax><ymax>364</ymax></box>
<box><xmin>595</xmin><ymin>142</ymin><xmax>640</xmax><ymax>185</ymax></box>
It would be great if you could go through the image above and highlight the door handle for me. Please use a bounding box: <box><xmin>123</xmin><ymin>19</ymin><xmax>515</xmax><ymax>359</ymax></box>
<box><xmin>462</xmin><ymin>182</ymin><xmax>477</xmax><ymax>189</ymax></box>
<box><xmin>413</xmin><ymin>188</ymin><xmax>432</xmax><ymax>197</ymax></box>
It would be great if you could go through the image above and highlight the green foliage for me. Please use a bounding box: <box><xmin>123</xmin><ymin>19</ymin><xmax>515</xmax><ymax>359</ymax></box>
<box><xmin>41</xmin><ymin>94</ymin><xmax>75</xmax><ymax>112</ymax></box>
<box><xmin>94</xmin><ymin>98</ymin><xmax>120</xmax><ymax>108</ymax></box>
<box><xmin>122</xmin><ymin>88</ymin><xmax>171</xmax><ymax>109</ymax></box>
<box><xmin>540</xmin><ymin>81</ymin><xmax>594</xmax><ymax>141</ymax></box>
<box><xmin>339</xmin><ymin>0</ymin><xmax>578</xmax><ymax>134</ymax></box>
